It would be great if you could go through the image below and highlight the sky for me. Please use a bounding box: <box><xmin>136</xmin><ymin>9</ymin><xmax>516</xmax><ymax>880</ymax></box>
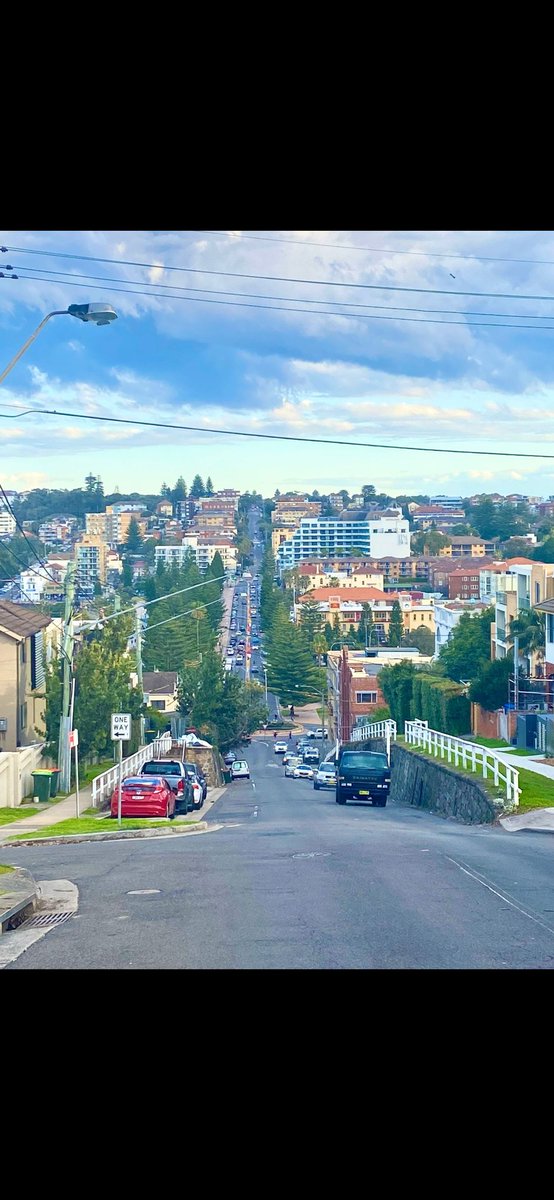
<box><xmin>2</xmin><ymin>229</ymin><xmax>554</xmax><ymax>500</ymax></box>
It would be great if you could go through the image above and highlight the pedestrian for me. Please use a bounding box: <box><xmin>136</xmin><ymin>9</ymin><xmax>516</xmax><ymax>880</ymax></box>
<box><xmin>289</xmin><ymin>731</ymin><xmax>292</xmax><ymax>740</ymax></box>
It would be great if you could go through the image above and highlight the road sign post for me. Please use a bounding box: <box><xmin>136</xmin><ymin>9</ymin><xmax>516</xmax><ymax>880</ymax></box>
<box><xmin>111</xmin><ymin>713</ymin><xmax>131</xmax><ymax>828</ymax></box>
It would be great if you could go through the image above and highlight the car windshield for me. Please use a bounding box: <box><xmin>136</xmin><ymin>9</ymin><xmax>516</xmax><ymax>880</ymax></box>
<box><xmin>124</xmin><ymin>779</ymin><xmax>160</xmax><ymax>790</ymax></box>
<box><xmin>340</xmin><ymin>752</ymin><xmax>389</xmax><ymax>770</ymax></box>
<box><xmin>319</xmin><ymin>764</ymin><xmax>335</xmax><ymax>773</ymax></box>
<box><xmin>143</xmin><ymin>761</ymin><xmax>181</xmax><ymax>775</ymax></box>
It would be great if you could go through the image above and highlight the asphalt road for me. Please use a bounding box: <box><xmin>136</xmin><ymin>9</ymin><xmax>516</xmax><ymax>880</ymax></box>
<box><xmin>5</xmin><ymin>735</ymin><xmax>554</xmax><ymax>968</ymax></box>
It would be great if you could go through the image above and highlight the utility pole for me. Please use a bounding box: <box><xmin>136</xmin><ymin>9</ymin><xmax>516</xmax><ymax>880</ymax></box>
<box><xmin>135</xmin><ymin>603</ymin><xmax>145</xmax><ymax>745</ymax></box>
<box><xmin>321</xmin><ymin>688</ymin><xmax>326</xmax><ymax>741</ymax></box>
<box><xmin>58</xmin><ymin>562</ymin><xmax>76</xmax><ymax>793</ymax></box>
<box><xmin>513</xmin><ymin>635</ymin><xmax>519</xmax><ymax>712</ymax></box>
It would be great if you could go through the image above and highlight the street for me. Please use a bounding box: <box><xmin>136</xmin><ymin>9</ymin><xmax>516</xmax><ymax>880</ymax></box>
<box><xmin>5</xmin><ymin>734</ymin><xmax>554</xmax><ymax>969</ymax></box>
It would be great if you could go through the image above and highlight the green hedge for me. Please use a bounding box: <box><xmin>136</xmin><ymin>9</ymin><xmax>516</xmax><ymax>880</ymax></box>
<box><xmin>410</xmin><ymin>673</ymin><xmax>470</xmax><ymax>736</ymax></box>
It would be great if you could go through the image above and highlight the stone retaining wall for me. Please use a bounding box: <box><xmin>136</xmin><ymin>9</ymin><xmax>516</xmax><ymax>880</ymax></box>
<box><xmin>389</xmin><ymin>743</ymin><xmax>500</xmax><ymax>824</ymax></box>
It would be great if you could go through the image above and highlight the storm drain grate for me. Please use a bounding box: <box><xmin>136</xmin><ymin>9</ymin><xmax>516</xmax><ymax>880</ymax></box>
<box><xmin>21</xmin><ymin>911</ymin><xmax>73</xmax><ymax>929</ymax></box>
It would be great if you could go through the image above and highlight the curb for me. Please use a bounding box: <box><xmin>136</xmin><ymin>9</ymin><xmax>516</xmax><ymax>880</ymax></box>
<box><xmin>1</xmin><ymin>822</ymin><xmax>209</xmax><ymax>849</ymax></box>
<box><xmin>0</xmin><ymin>867</ymin><xmax>38</xmax><ymax>931</ymax></box>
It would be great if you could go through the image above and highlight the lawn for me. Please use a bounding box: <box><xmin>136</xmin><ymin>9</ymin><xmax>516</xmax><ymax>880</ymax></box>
<box><xmin>401</xmin><ymin>743</ymin><xmax>554</xmax><ymax>813</ymax></box>
<box><xmin>10</xmin><ymin>816</ymin><xmax>201</xmax><ymax>840</ymax></box>
<box><xmin>470</xmin><ymin>736</ymin><xmax>510</xmax><ymax>749</ymax></box>
<box><xmin>0</xmin><ymin>806</ymin><xmax>48</xmax><ymax>826</ymax></box>
<box><xmin>0</xmin><ymin>864</ymin><xmax>15</xmax><ymax>874</ymax></box>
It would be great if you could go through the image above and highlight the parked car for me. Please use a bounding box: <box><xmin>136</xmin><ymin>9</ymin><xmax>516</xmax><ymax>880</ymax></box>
<box><xmin>313</xmin><ymin>762</ymin><xmax>337</xmax><ymax>790</ymax></box>
<box><xmin>231</xmin><ymin>759</ymin><xmax>250</xmax><ymax>779</ymax></box>
<box><xmin>223</xmin><ymin>751</ymin><xmax>236</xmax><ymax>765</ymax></box>
<box><xmin>140</xmin><ymin>759</ymin><xmax>194</xmax><ymax>813</ymax></box>
<box><xmin>110</xmin><ymin>776</ymin><xmax>176</xmax><ymax>819</ymax></box>
<box><xmin>274</xmin><ymin>740</ymin><xmax>288</xmax><ymax>754</ymax></box>
<box><xmin>284</xmin><ymin>755</ymin><xmax>302</xmax><ymax>777</ymax></box>
<box><xmin>182</xmin><ymin>761</ymin><xmax>207</xmax><ymax>803</ymax></box>
<box><xmin>293</xmin><ymin>763</ymin><xmax>314</xmax><ymax>779</ymax></box>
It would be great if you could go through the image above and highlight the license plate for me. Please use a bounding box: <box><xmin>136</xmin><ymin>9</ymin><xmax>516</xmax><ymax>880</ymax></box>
<box><xmin>359</xmin><ymin>789</ymin><xmax>369</xmax><ymax>796</ymax></box>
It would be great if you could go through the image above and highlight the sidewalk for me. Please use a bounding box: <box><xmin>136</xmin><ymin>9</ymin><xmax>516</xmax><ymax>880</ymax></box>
<box><xmin>0</xmin><ymin>783</ymin><xmax>94</xmax><ymax>843</ymax></box>
<box><xmin>491</xmin><ymin>750</ymin><xmax>554</xmax><ymax>781</ymax></box>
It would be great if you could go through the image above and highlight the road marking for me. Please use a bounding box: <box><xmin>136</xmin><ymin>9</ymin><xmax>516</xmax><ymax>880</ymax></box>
<box><xmin>446</xmin><ymin>857</ymin><xmax>554</xmax><ymax>936</ymax></box>
<box><xmin>127</xmin><ymin>889</ymin><xmax>160</xmax><ymax>895</ymax></box>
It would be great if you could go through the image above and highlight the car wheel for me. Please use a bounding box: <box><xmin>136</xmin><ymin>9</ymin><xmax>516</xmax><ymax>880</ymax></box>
<box><xmin>336</xmin><ymin>790</ymin><xmax>347</xmax><ymax>805</ymax></box>
<box><xmin>169</xmin><ymin>807</ymin><xmax>176</xmax><ymax>820</ymax></box>
<box><xmin>376</xmin><ymin>796</ymin><xmax>387</xmax><ymax>807</ymax></box>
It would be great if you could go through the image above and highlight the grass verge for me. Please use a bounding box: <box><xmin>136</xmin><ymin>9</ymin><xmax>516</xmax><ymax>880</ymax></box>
<box><xmin>0</xmin><ymin>806</ymin><xmax>48</xmax><ymax>826</ymax></box>
<box><xmin>10</xmin><ymin>815</ymin><xmax>201</xmax><ymax>840</ymax></box>
<box><xmin>400</xmin><ymin>742</ymin><xmax>554</xmax><ymax>813</ymax></box>
<box><xmin>0</xmin><ymin>864</ymin><xmax>15</xmax><ymax>874</ymax></box>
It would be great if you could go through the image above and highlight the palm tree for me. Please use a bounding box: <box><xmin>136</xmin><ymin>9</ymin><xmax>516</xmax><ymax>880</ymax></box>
<box><xmin>313</xmin><ymin>634</ymin><xmax>327</xmax><ymax>665</ymax></box>
<box><xmin>510</xmin><ymin>609</ymin><xmax>546</xmax><ymax>671</ymax></box>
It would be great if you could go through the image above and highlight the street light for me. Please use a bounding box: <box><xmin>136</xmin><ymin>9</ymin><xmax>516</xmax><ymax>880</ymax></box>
<box><xmin>0</xmin><ymin>303</ymin><xmax>118</xmax><ymax>385</ymax></box>
<box><xmin>0</xmin><ymin>301</ymin><xmax>119</xmax><ymax>792</ymax></box>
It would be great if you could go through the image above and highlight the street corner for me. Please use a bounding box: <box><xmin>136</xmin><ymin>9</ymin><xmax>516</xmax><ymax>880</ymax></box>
<box><xmin>0</xmin><ymin>865</ymin><xmax>39</xmax><ymax>932</ymax></box>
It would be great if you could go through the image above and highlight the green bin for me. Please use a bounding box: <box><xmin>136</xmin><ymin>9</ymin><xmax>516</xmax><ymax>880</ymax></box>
<box><xmin>49</xmin><ymin>768</ymin><xmax>61</xmax><ymax>797</ymax></box>
<box><xmin>31</xmin><ymin>769</ymin><xmax>54</xmax><ymax>803</ymax></box>
<box><xmin>222</xmin><ymin>768</ymin><xmax>232</xmax><ymax>784</ymax></box>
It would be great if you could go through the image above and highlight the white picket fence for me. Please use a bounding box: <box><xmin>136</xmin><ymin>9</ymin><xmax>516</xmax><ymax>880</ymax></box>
<box><xmin>91</xmin><ymin>733</ymin><xmax>173</xmax><ymax>808</ymax></box>
<box><xmin>404</xmin><ymin>720</ymin><xmax>520</xmax><ymax>807</ymax></box>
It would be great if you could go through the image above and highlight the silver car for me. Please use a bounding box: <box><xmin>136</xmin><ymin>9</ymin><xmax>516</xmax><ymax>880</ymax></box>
<box><xmin>284</xmin><ymin>756</ymin><xmax>302</xmax><ymax>777</ymax></box>
<box><xmin>313</xmin><ymin>763</ymin><xmax>337</xmax><ymax>790</ymax></box>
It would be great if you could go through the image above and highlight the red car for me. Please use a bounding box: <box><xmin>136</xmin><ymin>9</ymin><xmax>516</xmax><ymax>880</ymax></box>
<box><xmin>110</xmin><ymin>776</ymin><xmax>176</xmax><ymax>819</ymax></box>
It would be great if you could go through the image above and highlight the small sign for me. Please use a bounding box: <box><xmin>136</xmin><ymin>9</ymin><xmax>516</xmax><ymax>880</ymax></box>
<box><xmin>69</xmin><ymin>729</ymin><xmax>79</xmax><ymax>748</ymax></box>
<box><xmin>111</xmin><ymin>712</ymin><xmax>132</xmax><ymax>740</ymax></box>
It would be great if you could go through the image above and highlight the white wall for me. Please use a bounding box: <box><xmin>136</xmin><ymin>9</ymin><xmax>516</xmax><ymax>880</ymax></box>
<box><xmin>0</xmin><ymin>743</ymin><xmax>47</xmax><ymax>807</ymax></box>
<box><xmin>369</xmin><ymin>518</ymin><xmax>411</xmax><ymax>559</ymax></box>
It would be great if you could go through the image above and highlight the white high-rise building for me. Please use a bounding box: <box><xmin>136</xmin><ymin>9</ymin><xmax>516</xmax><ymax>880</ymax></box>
<box><xmin>277</xmin><ymin>516</ymin><xmax>410</xmax><ymax>572</ymax></box>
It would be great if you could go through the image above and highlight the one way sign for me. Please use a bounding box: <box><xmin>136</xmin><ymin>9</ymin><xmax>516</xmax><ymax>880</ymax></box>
<box><xmin>111</xmin><ymin>712</ymin><xmax>131</xmax><ymax>740</ymax></box>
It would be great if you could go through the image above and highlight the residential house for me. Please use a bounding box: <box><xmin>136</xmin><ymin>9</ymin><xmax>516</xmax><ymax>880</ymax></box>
<box><xmin>0</xmin><ymin>601</ymin><xmax>52</xmax><ymax>751</ymax></box>
<box><xmin>143</xmin><ymin>670</ymin><xmax>179</xmax><ymax>713</ymax></box>
<box><xmin>299</xmin><ymin>586</ymin><xmax>435</xmax><ymax>638</ymax></box>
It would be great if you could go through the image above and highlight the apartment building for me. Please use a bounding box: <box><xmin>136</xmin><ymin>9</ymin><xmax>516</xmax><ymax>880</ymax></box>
<box><xmin>299</xmin><ymin>586</ymin><xmax>435</xmax><ymax>637</ymax></box>
<box><xmin>85</xmin><ymin>508</ymin><xmax>147</xmax><ymax>544</ymax></box>
<box><xmin>448</xmin><ymin>569</ymin><xmax>482</xmax><ymax>600</ymax></box>
<box><xmin>273</xmin><ymin>498</ymin><xmax>321</xmax><ymax>523</ymax></box>
<box><xmin>277</xmin><ymin>516</ymin><xmax>410</xmax><ymax>572</ymax></box>
<box><xmin>434</xmin><ymin>600</ymin><xmax>489</xmax><ymax>657</ymax></box>
<box><xmin>74</xmin><ymin>535</ymin><xmax>107</xmax><ymax>585</ymax></box>
<box><xmin>297</xmin><ymin>563</ymin><xmax>385</xmax><ymax>590</ymax></box>
<box><xmin>38</xmin><ymin>517</ymin><xmax>78</xmax><ymax>544</ymax></box>
<box><xmin>19</xmin><ymin>566</ymin><xmax>52</xmax><ymax>604</ymax></box>
<box><xmin>429</xmin><ymin>495</ymin><xmax>465</xmax><ymax>509</ymax></box>
<box><xmin>492</xmin><ymin>561</ymin><xmax>554</xmax><ymax>668</ymax></box>
<box><xmin>327</xmin><ymin>646</ymin><xmax>432</xmax><ymax>742</ymax></box>
<box><xmin>412</xmin><ymin>506</ymin><xmax>466</xmax><ymax>530</ymax></box>
<box><xmin>439</xmin><ymin>536</ymin><xmax>497</xmax><ymax>557</ymax></box>
<box><xmin>155</xmin><ymin>537</ymin><xmax>237</xmax><ymax>573</ymax></box>
<box><xmin>0</xmin><ymin>509</ymin><xmax>16</xmax><ymax>537</ymax></box>
<box><xmin>534</xmin><ymin>598</ymin><xmax>554</xmax><ymax>680</ymax></box>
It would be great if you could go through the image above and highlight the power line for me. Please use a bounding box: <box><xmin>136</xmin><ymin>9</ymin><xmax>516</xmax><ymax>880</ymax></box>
<box><xmin>2</xmin><ymin>401</ymin><xmax>554</xmax><ymax>459</ymax></box>
<box><xmin>0</xmin><ymin>484</ymin><xmax>57</xmax><ymax>582</ymax></box>
<box><xmin>144</xmin><ymin>595</ymin><xmax>223</xmax><ymax>634</ymax></box>
<box><xmin>12</xmin><ymin>270</ymin><xmax>554</xmax><ymax>331</ymax></box>
<box><xmin>12</xmin><ymin>263</ymin><xmax>554</xmax><ymax>323</ymax></box>
<box><xmin>196</xmin><ymin>230</ymin><xmax>554</xmax><ymax>268</ymax></box>
<box><xmin>6</xmin><ymin>242</ymin><xmax>554</xmax><ymax>302</ymax></box>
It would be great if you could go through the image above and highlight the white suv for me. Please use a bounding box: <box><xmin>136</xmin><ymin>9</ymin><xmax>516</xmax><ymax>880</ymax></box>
<box><xmin>274</xmin><ymin>740</ymin><xmax>288</xmax><ymax>754</ymax></box>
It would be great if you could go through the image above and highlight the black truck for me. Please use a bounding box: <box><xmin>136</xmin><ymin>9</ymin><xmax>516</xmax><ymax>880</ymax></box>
<box><xmin>335</xmin><ymin>747</ymin><xmax>391</xmax><ymax>807</ymax></box>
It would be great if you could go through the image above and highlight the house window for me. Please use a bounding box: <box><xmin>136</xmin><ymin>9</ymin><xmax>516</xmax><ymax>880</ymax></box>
<box><xmin>535</xmin><ymin>581</ymin><xmax>540</xmax><ymax>603</ymax></box>
<box><xmin>150</xmin><ymin>700</ymin><xmax>166</xmax><ymax>710</ymax></box>
<box><xmin>356</xmin><ymin>691</ymin><xmax>378</xmax><ymax>703</ymax></box>
<box><xmin>20</xmin><ymin>702</ymin><xmax>27</xmax><ymax>731</ymax></box>
<box><xmin>547</xmin><ymin>613</ymin><xmax>554</xmax><ymax>644</ymax></box>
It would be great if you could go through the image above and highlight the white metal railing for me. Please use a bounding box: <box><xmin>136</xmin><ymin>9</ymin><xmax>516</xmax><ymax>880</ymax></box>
<box><xmin>91</xmin><ymin>733</ymin><xmax>173</xmax><ymax>808</ymax></box>
<box><xmin>351</xmin><ymin>719</ymin><xmax>397</xmax><ymax>765</ymax></box>
<box><xmin>404</xmin><ymin>721</ymin><xmax>520</xmax><ymax>807</ymax></box>
<box><xmin>352</xmin><ymin>719</ymin><xmax>397</xmax><ymax>743</ymax></box>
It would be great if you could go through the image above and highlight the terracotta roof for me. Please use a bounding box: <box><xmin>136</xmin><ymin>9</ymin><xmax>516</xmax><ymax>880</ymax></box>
<box><xmin>0</xmin><ymin>599</ymin><xmax>51</xmax><ymax>638</ymax></box>
<box><xmin>301</xmin><ymin>586</ymin><xmax>389</xmax><ymax>602</ymax></box>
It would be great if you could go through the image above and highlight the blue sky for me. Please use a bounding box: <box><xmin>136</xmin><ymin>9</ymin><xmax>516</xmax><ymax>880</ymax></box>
<box><xmin>2</xmin><ymin>229</ymin><xmax>554</xmax><ymax>499</ymax></box>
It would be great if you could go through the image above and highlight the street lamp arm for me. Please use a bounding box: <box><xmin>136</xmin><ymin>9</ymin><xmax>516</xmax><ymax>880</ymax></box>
<box><xmin>0</xmin><ymin>311</ymin><xmax>70</xmax><ymax>385</ymax></box>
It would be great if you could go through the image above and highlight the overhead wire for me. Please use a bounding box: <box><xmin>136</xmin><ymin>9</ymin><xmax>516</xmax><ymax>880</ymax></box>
<box><xmin>9</xmin><ymin>270</ymin><xmax>554</xmax><ymax>331</ymax></box>
<box><xmin>10</xmin><ymin>263</ymin><xmax>554</xmax><ymax>324</ymax></box>
<box><xmin>195</xmin><ymin>231</ymin><xmax>554</xmax><ymax>268</ymax></box>
<box><xmin>1</xmin><ymin>402</ymin><xmax>554</xmax><ymax>459</ymax></box>
<box><xmin>5</xmin><ymin>241</ymin><xmax>554</xmax><ymax>301</ymax></box>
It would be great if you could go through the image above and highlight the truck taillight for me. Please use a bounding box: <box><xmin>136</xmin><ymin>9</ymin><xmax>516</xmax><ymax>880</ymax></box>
<box><xmin>177</xmin><ymin>780</ymin><xmax>184</xmax><ymax>792</ymax></box>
